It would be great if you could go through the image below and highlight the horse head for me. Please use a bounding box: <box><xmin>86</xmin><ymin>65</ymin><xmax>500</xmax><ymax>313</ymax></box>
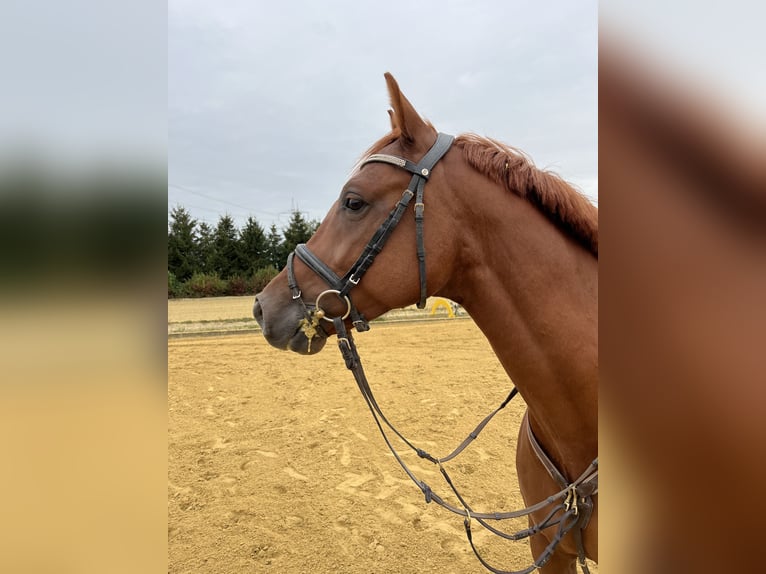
<box><xmin>253</xmin><ymin>73</ymin><xmax>461</xmax><ymax>354</ymax></box>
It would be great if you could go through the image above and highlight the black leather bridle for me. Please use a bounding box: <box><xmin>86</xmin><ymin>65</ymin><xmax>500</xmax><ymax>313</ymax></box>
<box><xmin>282</xmin><ymin>132</ymin><xmax>597</xmax><ymax>574</ymax></box>
<box><xmin>286</xmin><ymin>132</ymin><xmax>455</xmax><ymax>333</ymax></box>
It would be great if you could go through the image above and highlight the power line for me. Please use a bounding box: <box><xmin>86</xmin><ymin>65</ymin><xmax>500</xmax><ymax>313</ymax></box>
<box><xmin>168</xmin><ymin>200</ymin><xmax>315</xmax><ymax>230</ymax></box>
<box><xmin>168</xmin><ymin>182</ymin><xmax>281</xmax><ymax>217</ymax></box>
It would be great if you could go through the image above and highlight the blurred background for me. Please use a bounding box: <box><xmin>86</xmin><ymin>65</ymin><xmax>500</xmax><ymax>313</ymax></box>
<box><xmin>0</xmin><ymin>1</ymin><xmax>167</xmax><ymax>572</ymax></box>
<box><xmin>600</xmin><ymin>2</ymin><xmax>765</xmax><ymax>573</ymax></box>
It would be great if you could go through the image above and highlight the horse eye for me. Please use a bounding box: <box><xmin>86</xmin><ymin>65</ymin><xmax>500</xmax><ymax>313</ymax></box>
<box><xmin>344</xmin><ymin>197</ymin><xmax>366</xmax><ymax>211</ymax></box>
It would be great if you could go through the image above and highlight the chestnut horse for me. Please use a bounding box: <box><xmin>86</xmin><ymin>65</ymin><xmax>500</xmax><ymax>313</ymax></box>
<box><xmin>253</xmin><ymin>73</ymin><xmax>597</xmax><ymax>573</ymax></box>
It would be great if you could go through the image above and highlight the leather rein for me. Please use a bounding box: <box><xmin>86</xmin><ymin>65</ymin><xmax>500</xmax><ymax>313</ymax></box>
<box><xmin>285</xmin><ymin>133</ymin><xmax>598</xmax><ymax>573</ymax></box>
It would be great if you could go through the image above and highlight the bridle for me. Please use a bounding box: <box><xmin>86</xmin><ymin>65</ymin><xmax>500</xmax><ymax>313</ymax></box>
<box><xmin>284</xmin><ymin>133</ymin><xmax>598</xmax><ymax>574</ymax></box>
<box><xmin>287</xmin><ymin>131</ymin><xmax>455</xmax><ymax>337</ymax></box>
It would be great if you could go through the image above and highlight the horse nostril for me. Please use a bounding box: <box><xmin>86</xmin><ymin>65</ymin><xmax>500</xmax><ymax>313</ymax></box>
<box><xmin>253</xmin><ymin>297</ymin><xmax>264</xmax><ymax>323</ymax></box>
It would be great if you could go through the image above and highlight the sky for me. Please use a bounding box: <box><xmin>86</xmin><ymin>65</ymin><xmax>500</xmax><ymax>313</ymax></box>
<box><xmin>169</xmin><ymin>0</ymin><xmax>598</xmax><ymax>231</ymax></box>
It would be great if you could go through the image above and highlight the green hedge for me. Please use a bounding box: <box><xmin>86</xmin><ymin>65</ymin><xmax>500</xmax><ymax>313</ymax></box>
<box><xmin>167</xmin><ymin>267</ymin><xmax>280</xmax><ymax>298</ymax></box>
<box><xmin>185</xmin><ymin>273</ymin><xmax>227</xmax><ymax>297</ymax></box>
<box><xmin>250</xmin><ymin>266</ymin><xmax>279</xmax><ymax>293</ymax></box>
<box><xmin>168</xmin><ymin>271</ymin><xmax>183</xmax><ymax>298</ymax></box>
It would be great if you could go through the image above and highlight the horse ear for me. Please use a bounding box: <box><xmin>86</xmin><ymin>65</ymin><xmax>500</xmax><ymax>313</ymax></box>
<box><xmin>387</xmin><ymin>109</ymin><xmax>396</xmax><ymax>131</ymax></box>
<box><xmin>384</xmin><ymin>72</ymin><xmax>433</xmax><ymax>145</ymax></box>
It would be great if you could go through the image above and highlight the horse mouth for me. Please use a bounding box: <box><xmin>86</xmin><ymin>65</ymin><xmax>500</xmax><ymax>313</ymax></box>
<box><xmin>252</xmin><ymin>298</ymin><xmax>319</xmax><ymax>354</ymax></box>
<box><xmin>287</xmin><ymin>319</ymin><xmax>329</xmax><ymax>355</ymax></box>
<box><xmin>254</xmin><ymin>295</ymin><xmax>331</xmax><ymax>355</ymax></box>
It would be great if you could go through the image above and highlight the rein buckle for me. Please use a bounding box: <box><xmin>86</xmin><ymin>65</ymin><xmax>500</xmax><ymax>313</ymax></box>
<box><xmin>564</xmin><ymin>485</ymin><xmax>579</xmax><ymax>516</ymax></box>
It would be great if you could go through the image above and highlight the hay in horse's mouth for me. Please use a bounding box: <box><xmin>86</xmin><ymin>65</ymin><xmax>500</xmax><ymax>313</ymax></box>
<box><xmin>288</xmin><ymin>319</ymin><xmax>329</xmax><ymax>355</ymax></box>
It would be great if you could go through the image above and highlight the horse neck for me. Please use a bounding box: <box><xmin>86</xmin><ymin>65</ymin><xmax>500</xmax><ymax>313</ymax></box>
<box><xmin>439</xmin><ymin>175</ymin><xmax>598</xmax><ymax>477</ymax></box>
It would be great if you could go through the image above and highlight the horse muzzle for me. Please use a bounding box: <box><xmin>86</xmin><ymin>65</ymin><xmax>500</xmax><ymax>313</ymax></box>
<box><xmin>253</xmin><ymin>293</ymin><xmax>329</xmax><ymax>355</ymax></box>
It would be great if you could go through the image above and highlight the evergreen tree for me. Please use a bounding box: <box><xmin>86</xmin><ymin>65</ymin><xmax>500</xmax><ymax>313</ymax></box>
<box><xmin>167</xmin><ymin>205</ymin><xmax>198</xmax><ymax>281</ymax></box>
<box><xmin>281</xmin><ymin>210</ymin><xmax>315</xmax><ymax>258</ymax></box>
<box><xmin>209</xmin><ymin>214</ymin><xmax>242</xmax><ymax>278</ymax></box>
<box><xmin>266</xmin><ymin>224</ymin><xmax>283</xmax><ymax>270</ymax></box>
<box><xmin>196</xmin><ymin>221</ymin><xmax>215</xmax><ymax>273</ymax></box>
<box><xmin>239</xmin><ymin>216</ymin><xmax>268</xmax><ymax>274</ymax></box>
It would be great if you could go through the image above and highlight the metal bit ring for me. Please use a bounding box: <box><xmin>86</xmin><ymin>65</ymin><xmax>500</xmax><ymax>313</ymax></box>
<box><xmin>314</xmin><ymin>289</ymin><xmax>351</xmax><ymax>322</ymax></box>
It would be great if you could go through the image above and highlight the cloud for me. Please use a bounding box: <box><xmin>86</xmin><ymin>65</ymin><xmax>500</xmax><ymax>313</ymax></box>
<box><xmin>169</xmin><ymin>0</ymin><xmax>598</xmax><ymax>229</ymax></box>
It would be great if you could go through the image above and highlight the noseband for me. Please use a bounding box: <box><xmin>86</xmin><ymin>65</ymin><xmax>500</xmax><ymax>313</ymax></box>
<box><xmin>287</xmin><ymin>132</ymin><xmax>455</xmax><ymax>330</ymax></box>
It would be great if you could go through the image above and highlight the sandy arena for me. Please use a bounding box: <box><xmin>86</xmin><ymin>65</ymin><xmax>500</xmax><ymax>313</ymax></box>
<box><xmin>168</xmin><ymin>300</ymin><xmax>597</xmax><ymax>573</ymax></box>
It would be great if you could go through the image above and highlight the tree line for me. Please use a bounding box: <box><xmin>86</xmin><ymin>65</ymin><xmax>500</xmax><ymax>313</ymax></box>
<box><xmin>168</xmin><ymin>205</ymin><xmax>319</xmax><ymax>298</ymax></box>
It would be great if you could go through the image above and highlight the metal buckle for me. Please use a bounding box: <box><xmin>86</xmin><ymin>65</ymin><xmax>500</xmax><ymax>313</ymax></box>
<box><xmin>564</xmin><ymin>485</ymin><xmax>579</xmax><ymax>516</ymax></box>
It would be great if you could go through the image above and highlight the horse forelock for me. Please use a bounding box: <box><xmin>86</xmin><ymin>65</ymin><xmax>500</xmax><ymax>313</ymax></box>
<box><xmin>455</xmin><ymin>134</ymin><xmax>599</xmax><ymax>257</ymax></box>
<box><xmin>357</xmin><ymin>130</ymin><xmax>400</xmax><ymax>165</ymax></box>
<box><xmin>356</xmin><ymin>120</ymin><xmax>436</xmax><ymax>164</ymax></box>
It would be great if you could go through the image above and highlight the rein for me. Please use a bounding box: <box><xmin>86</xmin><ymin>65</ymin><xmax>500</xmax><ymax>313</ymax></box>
<box><xmin>286</xmin><ymin>133</ymin><xmax>598</xmax><ymax>573</ymax></box>
<box><xmin>332</xmin><ymin>316</ymin><xmax>597</xmax><ymax>574</ymax></box>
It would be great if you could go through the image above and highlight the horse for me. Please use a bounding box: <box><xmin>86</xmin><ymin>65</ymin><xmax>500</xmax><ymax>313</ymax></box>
<box><xmin>253</xmin><ymin>73</ymin><xmax>598</xmax><ymax>573</ymax></box>
<box><xmin>598</xmin><ymin>45</ymin><xmax>766</xmax><ymax>573</ymax></box>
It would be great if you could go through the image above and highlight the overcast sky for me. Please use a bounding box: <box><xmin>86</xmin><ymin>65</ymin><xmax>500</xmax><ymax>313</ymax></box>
<box><xmin>169</xmin><ymin>0</ymin><xmax>597</xmax><ymax>231</ymax></box>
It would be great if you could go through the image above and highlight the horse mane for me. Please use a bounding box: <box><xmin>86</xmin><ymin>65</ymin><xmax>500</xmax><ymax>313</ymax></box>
<box><xmin>454</xmin><ymin>134</ymin><xmax>598</xmax><ymax>257</ymax></box>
